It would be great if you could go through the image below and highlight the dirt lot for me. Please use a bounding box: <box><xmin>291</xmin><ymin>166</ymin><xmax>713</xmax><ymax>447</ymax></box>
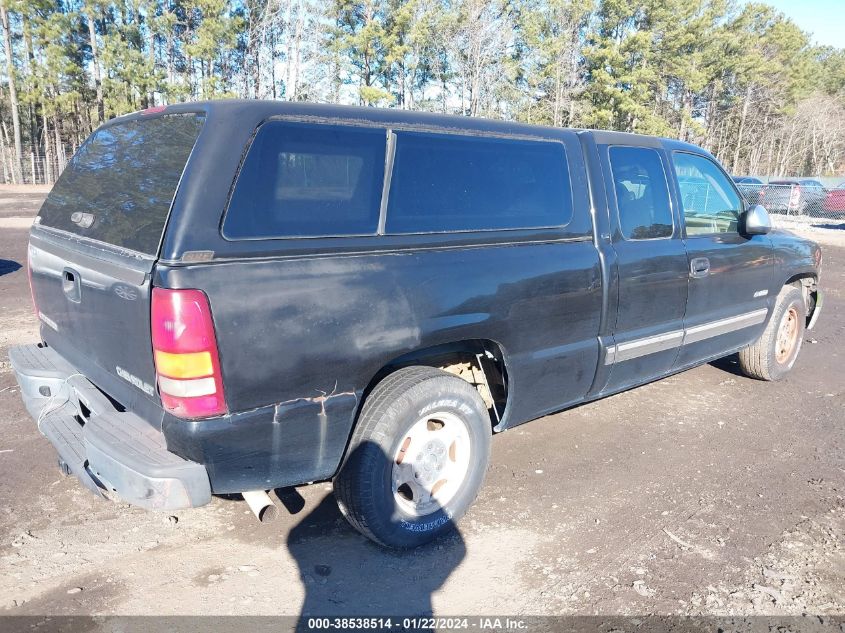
<box><xmin>0</xmin><ymin>187</ymin><xmax>843</xmax><ymax>618</ymax></box>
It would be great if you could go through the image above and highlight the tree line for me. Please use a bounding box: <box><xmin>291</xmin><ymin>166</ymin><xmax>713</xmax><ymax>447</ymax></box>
<box><xmin>1</xmin><ymin>0</ymin><xmax>844</xmax><ymax>184</ymax></box>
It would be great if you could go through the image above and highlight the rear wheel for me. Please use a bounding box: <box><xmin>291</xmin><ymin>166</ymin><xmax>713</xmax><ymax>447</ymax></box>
<box><xmin>334</xmin><ymin>366</ymin><xmax>491</xmax><ymax>548</ymax></box>
<box><xmin>738</xmin><ymin>286</ymin><xmax>806</xmax><ymax>381</ymax></box>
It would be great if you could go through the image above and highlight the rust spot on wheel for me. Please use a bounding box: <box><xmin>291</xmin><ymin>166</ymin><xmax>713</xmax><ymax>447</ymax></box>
<box><xmin>776</xmin><ymin>306</ymin><xmax>799</xmax><ymax>364</ymax></box>
<box><xmin>396</xmin><ymin>436</ymin><xmax>412</xmax><ymax>464</ymax></box>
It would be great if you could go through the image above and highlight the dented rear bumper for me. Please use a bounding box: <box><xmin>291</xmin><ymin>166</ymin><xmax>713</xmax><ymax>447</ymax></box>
<box><xmin>8</xmin><ymin>343</ymin><xmax>211</xmax><ymax>510</ymax></box>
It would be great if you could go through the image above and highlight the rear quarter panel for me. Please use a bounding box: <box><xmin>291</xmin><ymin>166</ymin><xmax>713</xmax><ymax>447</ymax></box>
<box><xmin>157</xmin><ymin>239</ymin><xmax>603</xmax><ymax>429</ymax></box>
<box><xmin>154</xmin><ymin>238</ymin><xmax>602</xmax><ymax>490</ymax></box>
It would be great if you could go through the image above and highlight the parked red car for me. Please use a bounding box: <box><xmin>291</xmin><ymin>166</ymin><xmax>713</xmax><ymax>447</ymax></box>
<box><xmin>822</xmin><ymin>183</ymin><xmax>845</xmax><ymax>217</ymax></box>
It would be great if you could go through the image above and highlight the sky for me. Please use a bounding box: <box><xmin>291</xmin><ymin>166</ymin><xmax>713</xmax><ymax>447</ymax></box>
<box><xmin>761</xmin><ymin>0</ymin><xmax>844</xmax><ymax>48</ymax></box>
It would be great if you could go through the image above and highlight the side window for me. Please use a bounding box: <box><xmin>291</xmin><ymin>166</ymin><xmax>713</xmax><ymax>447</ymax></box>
<box><xmin>672</xmin><ymin>152</ymin><xmax>743</xmax><ymax>236</ymax></box>
<box><xmin>608</xmin><ymin>146</ymin><xmax>673</xmax><ymax>240</ymax></box>
<box><xmin>386</xmin><ymin>131</ymin><xmax>572</xmax><ymax>234</ymax></box>
<box><xmin>223</xmin><ymin>122</ymin><xmax>386</xmax><ymax>239</ymax></box>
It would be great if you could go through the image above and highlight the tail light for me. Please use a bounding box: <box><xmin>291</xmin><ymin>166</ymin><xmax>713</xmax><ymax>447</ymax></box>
<box><xmin>151</xmin><ymin>288</ymin><xmax>227</xmax><ymax>419</ymax></box>
<box><xmin>789</xmin><ymin>185</ymin><xmax>801</xmax><ymax>209</ymax></box>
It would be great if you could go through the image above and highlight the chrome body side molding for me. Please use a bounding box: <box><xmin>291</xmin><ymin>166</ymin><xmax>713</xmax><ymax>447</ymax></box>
<box><xmin>605</xmin><ymin>308</ymin><xmax>769</xmax><ymax>365</ymax></box>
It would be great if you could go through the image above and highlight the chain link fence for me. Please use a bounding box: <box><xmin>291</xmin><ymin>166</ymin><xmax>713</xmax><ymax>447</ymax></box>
<box><xmin>737</xmin><ymin>178</ymin><xmax>845</xmax><ymax>224</ymax></box>
<box><xmin>0</xmin><ymin>145</ymin><xmax>70</xmax><ymax>185</ymax></box>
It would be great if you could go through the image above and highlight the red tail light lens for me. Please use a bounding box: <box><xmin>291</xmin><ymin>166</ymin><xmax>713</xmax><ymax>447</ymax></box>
<box><xmin>151</xmin><ymin>288</ymin><xmax>227</xmax><ymax>419</ymax></box>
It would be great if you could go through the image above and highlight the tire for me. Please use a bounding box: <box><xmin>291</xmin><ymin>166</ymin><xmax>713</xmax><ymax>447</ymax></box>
<box><xmin>334</xmin><ymin>366</ymin><xmax>491</xmax><ymax>548</ymax></box>
<box><xmin>738</xmin><ymin>286</ymin><xmax>806</xmax><ymax>381</ymax></box>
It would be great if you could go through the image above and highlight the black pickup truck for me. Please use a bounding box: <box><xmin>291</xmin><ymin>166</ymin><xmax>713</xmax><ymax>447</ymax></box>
<box><xmin>10</xmin><ymin>101</ymin><xmax>823</xmax><ymax>548</ymax></box>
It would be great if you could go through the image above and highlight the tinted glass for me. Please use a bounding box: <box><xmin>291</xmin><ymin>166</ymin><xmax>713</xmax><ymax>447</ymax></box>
<box><xmin>673</xmin><ymin>153</ymin><xmax>743</xmax><ymax>236</ymax></box>
<box><xmin>224</xmin><ymin>122</ymin><xmax>386</xmax><ymax>239</ymax></box>
<box><xmin>386</xmin><ymin>131</ymin><xmax>572</xmax><ymax>233</ymax></box>
<box><xmin>608</xmin><ymin>146</ymin><xmax>673</xmax><ymax>239</ymax></box>
<box><xmin>38</xmin><ymin>114</ymin><xmax>204</xmax><ymax>254</ymax></box>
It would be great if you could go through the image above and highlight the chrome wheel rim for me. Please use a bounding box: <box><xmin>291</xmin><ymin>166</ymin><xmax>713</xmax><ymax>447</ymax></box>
<box><xmin>776</xmin><ymin>306</ymin><xmax>799</xmax><ymax>364</ymax></box>
<box><xmin>391</xmin><ymin>411</ymin><xmax>471</xmax><ymax>517</ymax></box>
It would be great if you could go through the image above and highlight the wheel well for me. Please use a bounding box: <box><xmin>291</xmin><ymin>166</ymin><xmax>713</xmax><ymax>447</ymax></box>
<box><xmin>361</xmin><ymin>340</ymin><xmax>509</xmax><ymax>430</ymax></box>
<box><xmin>785</xmin><ymin>273</ymin><xmax>816</xmax><ymax>288</ymax></box>
<box><xmin>784</xmin><ymin>273</ymin><xmax>818</xmax><ymax>323</ymax></box>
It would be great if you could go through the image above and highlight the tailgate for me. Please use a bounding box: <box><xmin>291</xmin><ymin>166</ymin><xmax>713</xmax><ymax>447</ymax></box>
<box><xmin>29</xmin><ymin>230</ymin><xmax>161</xmax><ymax>421</ymax></box>
<box><xmin>28</xmin><ymin>113</ymin><xmax>205</xmax><ymax>426</ymax></box>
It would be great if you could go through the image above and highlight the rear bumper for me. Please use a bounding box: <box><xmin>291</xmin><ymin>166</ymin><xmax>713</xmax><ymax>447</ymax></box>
<box><xmin>8</xmin><ymin>343</ymin><xmax>211</xmax><ymax>511</ymax></box>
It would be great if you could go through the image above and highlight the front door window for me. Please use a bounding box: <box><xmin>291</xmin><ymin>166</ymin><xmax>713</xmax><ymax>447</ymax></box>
<box><xmin>673</xmin><ymin>153</ymin><xmax>743</xmax><ymax>236</ymax></box>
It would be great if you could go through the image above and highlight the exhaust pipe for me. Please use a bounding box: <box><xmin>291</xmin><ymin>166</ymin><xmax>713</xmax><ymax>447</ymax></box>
<box><xmin>242</xmin><ymin>490</ymin><xmax>279</xmax><ymax>523</ymax></box>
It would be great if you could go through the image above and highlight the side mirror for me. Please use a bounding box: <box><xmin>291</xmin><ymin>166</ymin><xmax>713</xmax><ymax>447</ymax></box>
<box><xmin>742</xmin><ymin>204</ymin><xmax>771</xmax><ymax>236</ymax></box>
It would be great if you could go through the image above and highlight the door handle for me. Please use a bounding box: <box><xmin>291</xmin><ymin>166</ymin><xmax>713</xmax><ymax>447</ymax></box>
<box><xmin>62</xmin><ymin>268</ymin><xmax>82</xmax><ymax>303</ymax></box>
<box><xmin>690</xmin><ymin>257</ymin><xmax>710</xmax><ymax>278</ymax></box>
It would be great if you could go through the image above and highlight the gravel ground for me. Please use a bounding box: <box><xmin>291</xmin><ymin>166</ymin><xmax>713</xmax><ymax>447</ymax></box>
<box><xmin>0</xmin><ymin>190</ymin><xmax>842</xmax><ymax>620</ymax></box>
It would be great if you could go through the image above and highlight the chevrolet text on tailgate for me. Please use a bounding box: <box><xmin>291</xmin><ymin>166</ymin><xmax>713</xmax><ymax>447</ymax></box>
<box><xmin>10</xmin><ymin>101</ymin><xmax>823</xmax><ymax>548</ymax></box>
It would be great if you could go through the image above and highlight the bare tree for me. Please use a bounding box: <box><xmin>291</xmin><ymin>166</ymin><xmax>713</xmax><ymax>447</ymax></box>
<box><xmin>794</xmin><ymin>95</ymin><xmax>845</xmax><ymax>175</ymax></box>
<box><xmin>0</xmin><ymin>0</ymin><xmax>21</xmax><ymax>183</ymax></box>
<box><xmin>449</xmin><ymin>0</ymin><xmax>512</xmax><ymax>117</ymax></box>
<box><xmin>84</xmin><ymin>3</ymin><xmax>105</xmax><ymax>124</ymax></box>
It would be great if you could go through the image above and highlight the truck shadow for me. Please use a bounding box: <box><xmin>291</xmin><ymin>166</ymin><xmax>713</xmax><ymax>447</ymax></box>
<box><xmin>284</xmin><ymin>441</ymin><xmax>465</xmax><ymax>626</ymax></box>
<box><xmin>709</xmin><ymin>353</ymin><xmax>745</xmax><ymax>377</ymax></box>
<box><xmin>0</xmin><ymin>259</ymin><xmax>21</xmax><ymax>276</ymax></box>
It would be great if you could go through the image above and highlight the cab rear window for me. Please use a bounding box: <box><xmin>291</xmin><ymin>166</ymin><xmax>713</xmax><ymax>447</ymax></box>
<box><xmin>38</xmin><ymin>114</ymin><xmax>204</xmax><ymax>255</ymax></box>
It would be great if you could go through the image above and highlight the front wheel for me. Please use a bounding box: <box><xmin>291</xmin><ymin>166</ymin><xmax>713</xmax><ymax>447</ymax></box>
<box><xmin>738</xmin><ymin>286</ymin><xmax>806</xmax><ymax>381</ymax></box>
<box><xmin>334</xmin><ymin>366</ymin><xmax>492</xmax><ymax>548</ymax></box>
